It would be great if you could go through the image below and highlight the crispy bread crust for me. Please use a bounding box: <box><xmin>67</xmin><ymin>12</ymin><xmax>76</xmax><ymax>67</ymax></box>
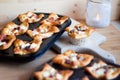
<box><xmin>65</xmin><ymin>23</ymin><xmax>95</xmax><ymax>39</ymax></box>
<box><xmin>18</xmin><ymin>11</ymin><xmax>44</xmax><ymax>23</ymax></box>
<box><xmin>27</xmin><ymin>24</ymin><xmax>60</xmax><ymax>39</ymax></box>
<box><xmin>85</xmin><ymin>60</ymin><xmax>107</xmax><ymax>79</ymax></box>
<box><xmin>40</xmin><ymin>13</ymin><xmax>59</xmax><ymax>25</ymax></box>
<box><xmin>1</xmin><ymin>22</ymin><xmax>29</xmax><ymax>36</ymax></box>
<box><xmin>13</xmin><ymin>36</ymin><xmax>42</xmax><ymax>55</ymax></box>
<box><xmin>34</xmin><ymin>64</ymin><xmax>73</xmax><ymax>80</ymax></box>
<box><xmin>0</xmin><ymin>12</ymin><xmax>68</xmax><ymax>55</ymax></box>
<box><xmin>53</xmin><ymin>50</ymin><xmax>94</xmax><ymax>69</ymax></box>
<box><xmin>55</xmin><ymin>16</ymin><xmax>68</xmax><ymax>25</ymax></box>
<box><xmin>40</xmin><ymin>13</ymin><xmax>68</xmax><ymax>26</ymax></box>
<box><xmin>105</xmin><ymin>66</ymin><xmax>120</xmax><ymax>80</ymax></box>
<box><xmin>0</xmin><ymin>34</ymin><xmax>16</xmax><ymax>50</ymax></box>
<box><xmin>85</xmin><ymin>60</ymin><xmax>120</xmax><ymax>79</ymax></box>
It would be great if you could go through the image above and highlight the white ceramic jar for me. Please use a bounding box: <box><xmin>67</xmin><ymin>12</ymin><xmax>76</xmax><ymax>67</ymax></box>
<box><xmin>86</xmin><ymin>0</ymin><xmax>111</xmax><ymax>28</ymax></box>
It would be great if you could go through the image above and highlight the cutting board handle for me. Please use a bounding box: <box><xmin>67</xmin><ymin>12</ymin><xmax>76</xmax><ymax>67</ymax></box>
<box><xmin>90</xmin><ymin>46</ymin><xmax>116</xmax><ymax>63</ymax></box>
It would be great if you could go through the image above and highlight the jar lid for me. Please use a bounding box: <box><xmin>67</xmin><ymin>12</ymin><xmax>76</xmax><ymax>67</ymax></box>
<box><xmin>89</xmin><ymin>0</ymin><xmax>110</xmax><ymax>3</ymax></box>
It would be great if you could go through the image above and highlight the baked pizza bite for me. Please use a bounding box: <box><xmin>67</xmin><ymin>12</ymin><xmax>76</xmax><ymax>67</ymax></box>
<box><xmin>0</xmin><ymin>34</ymin><xmax>16</xmax><ymax>50</ymax></box>
<box><xmin>105</xmin><ymin>65</ymin><xmax>120</xmax><ymax>80</ymax></box>
<box><xmin>53</xmin><ymin>50</ymin><xmax>94</xmax><ymax>69</ymax></box>
<box><xmin>18</xmin><ymin>11</ymin><xmax>44</xmax><ymax>23</ymax></box>
<box><xmin>40</xmin><ymin>13</ymin><xmax>59</xmax><ymax>25</ymax></box>
<box><xmin>27</xmin><ymin>24</ymin><xmax>60</xmax><ymax>39</ymax></box>
<box><xmin>55</xmin><ymin>16</ymin><xmax>68</xmax><ymax>25</ymax></box>
<box><xmin>40</xmin><ymin>13</ymin><xmax>68</xmax><ymax>25</ymax></box>
<box><xmin>65</xmin><ymin>23</ymin><xmax>95</xmax><ymax>39</ymax></box>
<box><xmin>13</xmin><ymin>36</ymin><xmax>42</xmax><ymax>55</ymax></box>
<box><xmin>85</xmin><ymin>60</ymin><xmax>107</xmax><ymax>79</ymax></box>
<box><xmin>1</xmin><ymin>22</ymin><xmax>29</xmax><ymax>36</ymax></box>
<box><xmin>85</xmin><ymin>60</ymin><xmax>120</xmax><ymax>79</ymax></box>
<box><xmin>34</xmin><ymin>64</ymin><xmax>73</xmax><ymax>80</ymax></box>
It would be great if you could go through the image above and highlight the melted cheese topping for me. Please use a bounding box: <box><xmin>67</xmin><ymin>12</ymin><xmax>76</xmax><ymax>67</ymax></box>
<box><xmin>69</xmin><ymin>54</ymin><xmax>77</xmax><ymax>61</ymax></box>
<box><xmin>49</xmin><ymin>68</ymin><xmax>56</xmax><ymax>76</ymax></box>
<box><xmin>78</xmin><ymin>56</ymin><xmax>84</xmax><ymax>61</ymax></box>
<box><xmin>30</xmin><ymin>43</ymin><xmax>37</xmax><ymax>49</ymax></box>
<box><xmin>68</xmin><ymin>24</ymin><xmax>90</xmax><ymax>39</ymax></box>
<box><xmin>20</xmin><ymin>25</ymin><xmax>27</xmax><ymax>30</ymax></box>
<box><xmin>80</xmin><ymin>26</ymin><xmax>87</xmax><ymax>31</ymax></box>
<box><xmin>13</xmin><ymin>30</ymin><xmax>19</xmax><ymax>33</ymax></box>
<box><xmin>40</xmin><ymin>28</ymin><xmax>48</xmax><ymax>33</ymax></box>
<box><xmin>78</xmin><ymin>31</ymin><xmax>86</xmax><ymax>35</ymax></box>
<box><xmin>56</xmin><ymin>73</ymin><xmax>63</xmax><ymax>80</ymax></box>
<box><xmin>90</xmin><ymin>62</ymin><xmax>107</xmax><ymax>76</ymax></box>
<box><xmin>65</xmin><ymin>53</ymin><xmax>86</xmax><ymax>62</ymax></box>
<box><xmin>21</xmin><ymin>43</ymin><xmax>30</xmax><ymax>49</ymax></box>
<box><xmin>9</xmin><ymin>25</ymin><xmax>18</xmax><ymax>30</ymax></box>
<box><xmin>92</xmin><ymin>62</ymin><xmax>107</xmax><ymax>70</ymax></box>
<box><xmin>32</xmin><ymin>30</ymin><xmax>39</xmax><ymax>36</ymax></box>
<box><xmin>95</xmin><ymin>68</ymin><xmax>106</xmax><ymax>76</ymax></box>
<box><xmin>42</xmin><ymin>68</ymin><xmax>62</xmax><ymax>80</ymax></box>
<box><xmin>42</xmin><ymin>71</ymin><xmax>50</xmax><ymax>77</ymax></box>
<box><xmin>107</xmin><ymin>68</ymin><xmax>116</xmax><ymax>73</ymax></box>
<box><xmin>27</xmin><ymin>12</ymin><xmax>33</xmax><ymax>17</ymax></box>
<box><xmin>31</xmin><ymin>15</ymin><xmax>36</xmax><ymax>19</ymax></box>
<box><xmin>92</xmin><ymin>63</ymin><xmax>101</xmax><ymax>69</ymax></box>
<box><xmin>0</xmin><ymin>41</ymin><xmax>6</xmax><ymax>46</ymax></box>
<box><xmin>65</xmin><ymin>53</ymin><xmax>78</xmax><ymax>62</ymax></box>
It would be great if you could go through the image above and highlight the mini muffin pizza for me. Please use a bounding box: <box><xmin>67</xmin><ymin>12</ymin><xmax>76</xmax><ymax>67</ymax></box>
<box><xmin>34</xmin><ymin>64</ymin><xmax>73</xmax><ymax>80</ymax></box>
<box><xmin>0</xmin><ymin>34</ymin><xmax>16</xmax><ymax>50</ymax></box>
<box><xmin>53</xmin><ymin>50</ymin><xmax>94</xmax><ymax>69</ymax></box>
<box><xmin>66</xmin><ymin>23</ymin><xmax>95</xmax><ymax>39</ymax></box>
<box><xmin>13</xmin><ymin>36</ymin><xmax>42</xmax><ymax>55</ymax></box>
<box><xmin>40</xmin><ymin>13</ymin><xmax>68</xmax><ymax>25</ymax></box>
<box><xmin>66</xmin><ymin>23</ymin><xmax>95</xmax><ymax>46</ymax></box>
<box><xmin>18</xmin><ymin>11</ymin><xmax>44</xmax><ymax>23</ymax></box>
<box><xmin>85</xmin><ymin>60</ymin><xmax>120</xmax><ymax>79</ymax></box>
<box><xmin>1</xmin><ymin>22</ymin><xmax>29</xmax><ymax>36</ymax></box>
<box><xmin>27</xmin><ymin>24</ymin><xmax>60</xmax><ymax>39</ymax></box>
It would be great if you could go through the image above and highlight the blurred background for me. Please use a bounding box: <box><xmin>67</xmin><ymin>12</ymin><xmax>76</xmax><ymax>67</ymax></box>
<box><xmin>0</xmin><ymin>0</ymin><xmax>119</xmax><ymax>27</ymax></box>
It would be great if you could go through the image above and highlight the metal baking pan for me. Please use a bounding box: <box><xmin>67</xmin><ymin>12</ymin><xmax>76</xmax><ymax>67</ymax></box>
<box><xmin>0</xmin><ymin>13</ymin><xmax>71</xmax><ymax>62</ymax></box>
<box><xmin>30</xmin><ymin>49</ymin><xmax>120</xmax><ymax>80</ymax></box>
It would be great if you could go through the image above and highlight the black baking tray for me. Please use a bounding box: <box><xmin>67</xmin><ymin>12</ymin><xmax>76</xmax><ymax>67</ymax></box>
<box><xmin>0</xmin><ymin>13</ymin><xmax>71</xmax><ymax>62</ymax></box>
<box><xmin>30</xmin><ymin>49</ymin><xmax>120</xmax><ymax>80</ymax></box>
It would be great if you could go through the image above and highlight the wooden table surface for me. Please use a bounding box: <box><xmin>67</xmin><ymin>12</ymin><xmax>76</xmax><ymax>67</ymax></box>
<box><xmin>97</xmin><ymin>24</ymin><xmax>120</xmax><ymax>64</ymax></box>
<box><xmin>0</xmin><ymin>23</ymin><xmax>120</xmax><ymax>80</ymax></box>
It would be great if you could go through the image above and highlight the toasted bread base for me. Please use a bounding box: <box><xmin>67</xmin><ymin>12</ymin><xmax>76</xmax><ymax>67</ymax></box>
<box><xmin>53</xmin><ymin>50</ymin><xmax>94</xmax><ymax>69</ymax></box>
<box><xmin>18</xmin><ymin>11</ymin><xmax>44</xmax><ymax>23</ymax></box>
<box><xmin>13</xmin><ymin>36</ymin><xmax>42</xmax><ymax>55</ymax></box>
<box><xmin>34</xmin><ymin>64</ymin><xmax>73</xmax><ymax>80</ymax></box>
<box><xmin>0</xmin><ymin>34</ymin><xmax>16</xmax><ymax>50</ymax></box>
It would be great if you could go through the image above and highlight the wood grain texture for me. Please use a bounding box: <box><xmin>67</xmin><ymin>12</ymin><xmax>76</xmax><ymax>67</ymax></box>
<box><xmin>97</xmin><ymin>24</ymin><xmax>120</xmax><ymax>64</ymax></box>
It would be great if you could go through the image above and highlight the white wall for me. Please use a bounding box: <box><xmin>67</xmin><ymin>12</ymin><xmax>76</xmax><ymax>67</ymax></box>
<box><xmin>0</xmin><ymin>0</ymin><xmax>119</xmax><ymax>27</ymax></box>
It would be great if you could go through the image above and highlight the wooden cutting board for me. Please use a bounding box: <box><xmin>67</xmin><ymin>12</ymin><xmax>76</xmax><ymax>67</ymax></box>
<box><xmin>52</xmin><ymin>18</ymin><xmax>116</xmax><ymax>63</ymax></box>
